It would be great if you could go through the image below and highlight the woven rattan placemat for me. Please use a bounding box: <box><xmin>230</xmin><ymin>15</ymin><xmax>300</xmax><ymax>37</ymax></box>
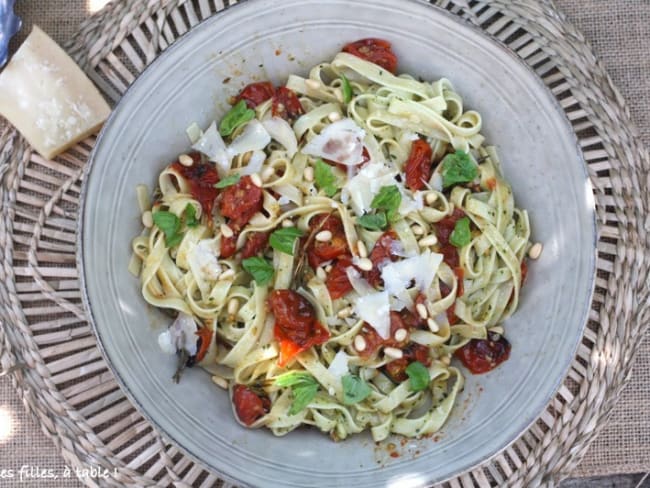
<box><xmin>0</xmin><ymin>0</ymin><xmax>648</xmax><ymax>486</ymax></box>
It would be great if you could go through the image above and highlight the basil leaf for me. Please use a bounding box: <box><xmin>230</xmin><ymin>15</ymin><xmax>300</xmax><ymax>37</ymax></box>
<box><xmin>153</xmin><ymin>211</ymin><xmax>183</xmax><ymax>247</ymax></box>
<box><xmin>450</xmin><ymin>217</ymin><xmax>472</xmax><ymax>248</ymax></box>
<box><xmin>405</xmin><ymin>361</ymin><xmax>430</xmax><ymax>392</ymax></box>
<box><xmin>215</xmin><ymin>173</ymin><xmax>241</xmax><ymax>189</ymax></box>
<box><xmin>370</xmin><ymin>185</ymin><xmax>402</xmax><ymax>221</ymax></box>
<box><xmin>314</xmin><ymin>159</ymin><xmax>337</xmax><ymax>197</ymax></box>
<box><xmin>275</xmin><ymin>372</ymin><xmax>319</xmax><ymax>415</ymax></box>
<box><xmin>184</xmin><ymin>204</ymin><xmax>199</xmax><ymax>228</ymax></box>
<box><xmin>441</xmin><ymin>150</ymin><xmax>478</xmax><ymax>188</ymax></box>
<box><xmin>269</xmin><ymin>227</ymin><xmax>304</xmax><ymax>255</ymax></box>
<box><xmin>342</xmin><ymin>374</ymin><xmax>372</xmax><ymax>405</ymax></box>
<box><xmin>357</xmin><ymin>212</ymin><xmax>388</xmax><ymax>231</ymax></box>
<box><xmin>340</xmin><ymin>74</ymin><xmax>353</xmax><ymax>104</ymax></box>
<box><xmin>219</xmin><ymin>100</ymin><xmax>255</xmax><ymax>137</ymax></box>
<box><xmin>242</xmin><ymin>256</ymin><xmax>274</xmax><ymax>285</ymax></box>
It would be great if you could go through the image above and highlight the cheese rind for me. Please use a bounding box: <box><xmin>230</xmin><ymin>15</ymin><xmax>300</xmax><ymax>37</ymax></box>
<box><xmin>0</xmin><ymin>26</ymin><xmax>111</xmax><ymax>159</ymax></box>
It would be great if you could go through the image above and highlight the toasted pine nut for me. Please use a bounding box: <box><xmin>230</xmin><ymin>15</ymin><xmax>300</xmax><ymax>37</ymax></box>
<box><xmin>220</xmin><ymin>224</ymin><xmax>234</xmax><ymax>238</ymax></box>
<box><xmin>356</xmin><ymin>257</ymin><xmax>373</xmax><ymax>271</ymax></box>
<box><xmin>328</xmin><ymin>111</ymin><xmax>341</xmax><ymax>122</ymax></box>
<box><xmin>179</xmin><ymin>153</ymin><xmax>193</xmax><ymax>166</ymax></box>
<box><xmin>250</xmin><ymin>173</ymin><xmax>263</xmax><ymax>187</ymax></box>
<box><xmin>315</xmin><ymin>230</ymin><xmax>332</xmax><ymax>242</ymax></box>
<box><xmin>227</xmin><ymin>298</ymin><xmax>239</xmax><ymax>317</ymax></box>
<box><xmin>305</xmin><ymin>79</ymin><xmax>321</xmax><ymax>90</ymax></box>
<box><xmin>441</xmin><ymin>355</ymin><xmax>451</xmax><ymax>365</ymax></box>
<box><xmin>282</xmin><ymin>219</ymin><xmax>294</xmax><ymax>228</ymax></box>
<box><xmin>354</xmin><ymin>335</ymin><xmax>367</xmax><ymax>352</ymax></box>
<box><xmin>489</xmin><ymin>325</ymin><xmax>505</xmax><ymax>335</ymax></box>
<box><xmin>337</xmin><ymin>307</ymin><xmax>353</xmax><ymax>318</ymax></box>
<box><xmin>303</xmin><ymin>166</ymin><xmax>314</xmax><ymax>182</ymax></box>
<box><xmin>394</xmin><ymin>328</ymin><xmax>408</xmax><ymax>342</ymax></box>
<box><xmin>262</xmin><ymin>166</ymin><xmax>275</xmax><ymax>182</ymax></box>
<box><xmin>333</xmin><ymin>87</ymin><xmax>344</xmax><ymax>103</ymax></box>
<box><xmin>325</xmin><ymin>264</ymin><xmax>333</xmax><ymax>272</ymax></box>
<box><xmin>425</xmin><ymin>193</ymin><xmax>438</xmax><ymax>205</ymax></box>
<box><xmin>211</xmin><ymin>375</ymin><xmax>229</xmax><ymax>389</ymax></box>
<box><xmin>142</xmin><ymin>210</ymin><xmax>153</xmax><ymax>228</ymax></box>
<box><xmin>357</xmin><ymin>240</ymin><xmax>368</xmax><ymax>258</ymax></box>
<box><xmin>416</xmin><ymin>303</ymin><xmax>428</xmax><ymax>320</ymax></box>
<box><xmin>412</xmin><ymin>224</ymin><xmax>425</xmax><ymax>236</ymax></box>
<box><xmin>528</xmin><ymin>242</ymin><xmax>543</xmax><ymax>260</ymax></box>
<box><xmin>418</xmin><ymin>235</ymin><xmax>438</xmax><ymax>247</ymax></box>
<box><xmin>427</xmin><ymin>318</ymin><xmax>440</xmax><ymax>333</ymax></box>
<box><xmin>384</xmin><ymin>347</ymin><xmax>403</xmax><ymax>359</ymax></box>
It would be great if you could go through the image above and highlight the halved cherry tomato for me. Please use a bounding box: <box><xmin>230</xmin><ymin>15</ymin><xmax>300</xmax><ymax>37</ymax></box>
<box><xmin>404</xmin><ymin>139</ymin><xmax>433</xmax><ymax>191</ymax></box>
<box><xmin>455</xmin><ymin>333</ymin><xmax>511</xmax><ymax>374</ymax></box>
<box><xmin>235</xmin><ymin>81</ymin><xmax>275</xmax><ymax>108</ymax></box>
<box><xmin>325</xmin><ymin>256</ymin><xmax>355</xmax><ymax>299</ymax></box>
<box><xmin>220</xmin><ymin>234</ymin><xmax>238</xmax><ymax>258</ymax></box>
<box><xmin>241</xmin><ymin>231</ymin><xmax>270</xmax><ymax>259</ymax></box>
<box><xmin>232</xmin><ymin>384</ymin><xmax>270</xmax><ymax>426</ymax></box>
<box><xmin>269</xmin><ymin>290</ymin><xmax>330</xmax><ymax>366</ymax></box>
<box><xmin>435</xmin><ymin>208</ymin><xmax>466</xmax><ymax>269</ymax></box>
<box><xmin>194</xmin><ymin>327</ymin><xmax>213</xmax><ymax>363</ymax></box>
<box><xmin>171</xmin><ymin>154</ymin><xmax>220</xmax><ymax>215</ymax></box>
<box><xmin>358</xmin><ymin>323</ymin><xmax>385</xmax><ymax>359</ymax></box>
<box><xmin>306</xmin><ymin>214</ymin><xmax>349</xmax><ymax>268</ymax></box>
<box><xmin>272</xmin><ymin>87</ymin><xmax>305</xmax><ymax>120</ymax></box>
<box><xmin>382</xmin><ymin>343</ymin><xmax>431</xmax><ymax>383</ymax></box>
<box><xmin>342</xmin><ymin>38</ymin><xmax>398</xmax><ymax>74</ymax></box>
<box><xmin>365</xmin><ymin>230</ymin><xmax>399</xmax><ymax>288</ymax></box>
<box><xmin>219</xmin><ymin>175</ymin><xmax>263</xmax><ymax>229</ymax></box>
<box><xmin>383</xmin><ymin>357</ymin><xmax>409</xmax><ymax>382</ymax></box>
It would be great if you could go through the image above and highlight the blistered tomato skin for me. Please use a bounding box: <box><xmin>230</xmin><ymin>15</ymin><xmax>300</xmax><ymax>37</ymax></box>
<box><xmin>365</xmin><ymin>230</ymin><xmax>399</xmax><ymax>288</ymax></box>
<box><xmin>241</xmin><ymin>231</ymin><xmax>270</xmax><ymax>259</ymax></box>
<box><xmin>325</xmin><ymin>256</ymin><xmax>355</xmax><ymax>299</ymax></box>
<box><xmin>219</xmin><ymin>175</ymin><xmax>264</xmax><ymax>229</ymax></box>
<box><xmin>272</xmin><ymin>87</ymin><xmax>305</xmax><ymax>120</ymax></box>
<box><xmin>306</xmin><ymin>214</ymin><xmax>349</xmax><ymax>268</ymax></box>
<box><xmin>235</xmin><ymin>81</ymin><xmax>275</xmax><ymax>108</ymax></box>
<box><xmin>342</xmin><ymin>38</ymin><xmax>398</xmax><ymax>74</ymax></box>
<box><xmin>170</xmin><ymin>154</ymin><xmax>220</xmax><ymax>215</ymax></box>
<box><xmin>404</xmin><ymin>139</ymin><xmax>433</xmax><ymax>191</ymax></box>
<box><xmin>455</xmin><ymin>333</ymin><xmax>511</xmax><ymax>374</ymax></box>
<box><xmin>232</xmin><ymin>384</ymin><xmax>269</xmax><ymax>426</ymax></box>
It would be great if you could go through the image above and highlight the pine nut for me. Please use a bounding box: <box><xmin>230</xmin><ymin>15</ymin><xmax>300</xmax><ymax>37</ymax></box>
<box><xmin>412</xmin><ymin>224</ymin><xmax>424</xmax><ymax>236</ymax></box>
<box><xmin>489</xmin><ymin>325</ymin><xmax>504</xmax><ymax>335</ymax></box>
<box><xmin>179</xmin><ymin>153</ymin><xmax>193</xmax><ymax>166</ymax></box>
<box><xmin>427</xmin><ymin>318</ymin><xmax>440</xmax><ymax>333</ymax></box>
<box><xmin>218</xmin><ymin>269</ymin><xmax>235</xmax><ymax>281</ymax></box>
<box><xmin>262</xmin><ymin>166</ymin><xmax>275</xmax><ymax>182</ymax></box>
<box><xmin>425</xmin><ymin>193</ymin><xmax>437</xmax><ymax>205</ymax></box>
<box><xmin>416</xmin><ymin>303</ymin><xmax>428</xmax><ymax>320</ymax></box>
<box><xmin>356</xmin><ymin>240</ymin><xmax>368</xmax><ymax>258</ymax></box>
<box><xmin>303</xmin><ymin>166</ymin><xmax>314</xmax><ymax>182</ymax></box>
<box><xmin>333</xmin><ymin>87</ymin><xmax>344</xmax><ymax>103</ymax></box>
<box><xmin>354</xmin><ymin>335</ymin><xmax>367</xmax><ymax>352</ymax></box>
<box><xmin>227</xmin><ymin>298</ymin><xmax>239</xmax><ymax>317</ymax></box>
<box><xmin>384</xmin><ymin>347</ymin><xmax>403</xmax><ymax>359</ymax></box>
<box><xmin>142</xmin><ymin>210</ymin><xmax>153</xmax><ymax>228</ymax></box>
<box><xmin>394</xmin><ymin>328</ymin><xmax>408</xmax><ymax>342</ymax></box>
<box><xmin>328</xmin><ymin>111</ymin><xmax>341</xmax><ymax>122</ymax></box>
<box><xmin>315</xmin><ymin>230</ymin><xmax>332</xmax><ymax>242</ymax></box>
<box><xmin>418</xmin><ymin>235</ymin><xmax>438</xmax><ymax>247</ymax></box>
<box><xmin>356</xmin><ymin>257</ymin><xmax>373</xmax><ymax>271</ymax></box>
<box><xmin>337</xmin><ymin>307</ymin><xmax>353</xmax><ymax>318</ymax></box>
<box><xmin>250</xmin><ymin>173</ymin><xmax>263</xmax><ymax>188</ymax></box>
<box><xmin>441</xmin><ymin>355</ymin><xmax>451</xmax><ymax>365</ymax></box>
<box><xmin>305</xmin><ymin>79</ymin><xmax>321</xmax><ymax>90</ymax></box>
<box><xmin>325</xmin><ymin>264</ymin><xmax>333</xmax><ymax>272</ymax></box>
<box><xmin>211</xmin><ymin>375</ymin><xmax>229</xmax><ymax>389</ymax></box>
<box><xmin>282</xmin><ymin>219</ymin><xmax>294</xmax><ymax>228</ymax></box>
<box><xmin>316</xmin><ymin>267</ymin><xmax>327</xmax><ymax>280</ymax></box>
<box><xmin>528</xmin><ymin>242</ymin><xmax>543</xmax><ymax>260</ymax></box>
<box><xmin>220</xmin><ymin>223</ymin><xmax>234</xmax><ymax>238</ymax></box>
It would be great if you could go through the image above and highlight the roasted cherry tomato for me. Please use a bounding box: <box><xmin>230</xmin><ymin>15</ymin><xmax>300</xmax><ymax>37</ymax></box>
<box><xmin>384</xmin><ymin>358</ymin><xmax>409</xmax><ymax>382</ymax></box>
<box><xmin>241</xmin><ymin>231</ymin><xmax>270</xmax><ymax>259</ymax></box>
<box><xmin>342</xmin><ymin>38</ymin><xmax>398</xmax><ymax>74</ymax></box>
<box><xmin>171</xmin><ymin>154</ymin><xmax>220</xmax><ymax>215</ymax></box>
<box><xmin>455</xmin><ymin>333</ymin><xmax>511</xmax><ymax>374</ymax></box>
<box><xmin>269</xmin><ymin>290</ymin><xmax>330</xmax><ymax>366</ymax></box>
<box><xmin>232</xmin><ymin>384</ymin><xmax>270</xmax><ymax>426</ymax></box>
<box><xmin>220</xmin><ymin>234</ymin><xmax>238</xmax><ymax>259</ymax></box>
<box><xmin>219</xmin><ymin>175</ymin><xmax>264</xmax><ymax>229</ymax></box>
<box><xmin>272</xmin><ymin>86</ymin><xmax>305</xmax><ymax>120</ymax></box>
<box><xmin>435</xmin><ymin>208</ymin><xmax>466</xmax><ymax>269</ymax></box>
<box><xmin>306</xmin><ymin>214</ymin><xmax>349</xmax><ymax>268</ymax></box>
<box><xmin>404</xmin><ymin>139</ymin><xmax>433</xmax><ymax>191</ymax></box>
<box><xmin>365</xmin><ymin>230</ymin><xmax>399</xmax><ymax>288</ymax></box>
<box><xmin>325</xmin><ymin>256</ymin><xmax>355</xmax><ymax>299</ymax></box>
<box><xmin>358</xmin><ymin>323</ymin><xmax>385</xmax><ymax>359</ymax></box>
<box><xmin>194</xmin><ymin>327</ymin><xmax>213</xmax><ymax>363</ymax></box>
<box><xmin>235</xmin><ymin>81</ymin><xmax>275</xmax><ymax>108</ymax></box>
<box><xmin>382</xmin><ymin>342</ymin><xmax>431</xmax><ymax>383</ymax></box>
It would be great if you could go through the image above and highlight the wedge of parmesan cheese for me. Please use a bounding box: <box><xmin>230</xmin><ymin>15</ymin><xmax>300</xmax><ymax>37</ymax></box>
<box><xmin>0</xmin><ymin>26</ymin><xmax>111</xmax><ymax>159</ymax></box>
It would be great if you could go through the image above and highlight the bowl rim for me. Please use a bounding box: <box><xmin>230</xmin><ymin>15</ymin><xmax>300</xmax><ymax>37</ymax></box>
<box><xmin>77</xmin><ymin>0</ymin><xmax>597</xmax><ymax>485</ymax></box>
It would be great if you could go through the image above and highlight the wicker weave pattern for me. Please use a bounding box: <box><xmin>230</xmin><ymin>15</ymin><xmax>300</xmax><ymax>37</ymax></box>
<box><xmin>0</xmin><ymin>0</ymin><xmax>648</xmax><ymax>486</ymax></box>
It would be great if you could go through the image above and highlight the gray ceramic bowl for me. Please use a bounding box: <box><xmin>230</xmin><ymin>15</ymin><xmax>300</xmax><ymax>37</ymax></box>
<box><xmin>79</xmin><ymin>0</ymin><xmax>596</xmax><ymax>486</ymax></box>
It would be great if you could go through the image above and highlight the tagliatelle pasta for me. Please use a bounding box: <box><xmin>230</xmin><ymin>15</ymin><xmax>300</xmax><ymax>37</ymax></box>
<box><xmin>130</xmin><ymin>39</ymin><xmax>532</xmax><ymax>441</ymax></box>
